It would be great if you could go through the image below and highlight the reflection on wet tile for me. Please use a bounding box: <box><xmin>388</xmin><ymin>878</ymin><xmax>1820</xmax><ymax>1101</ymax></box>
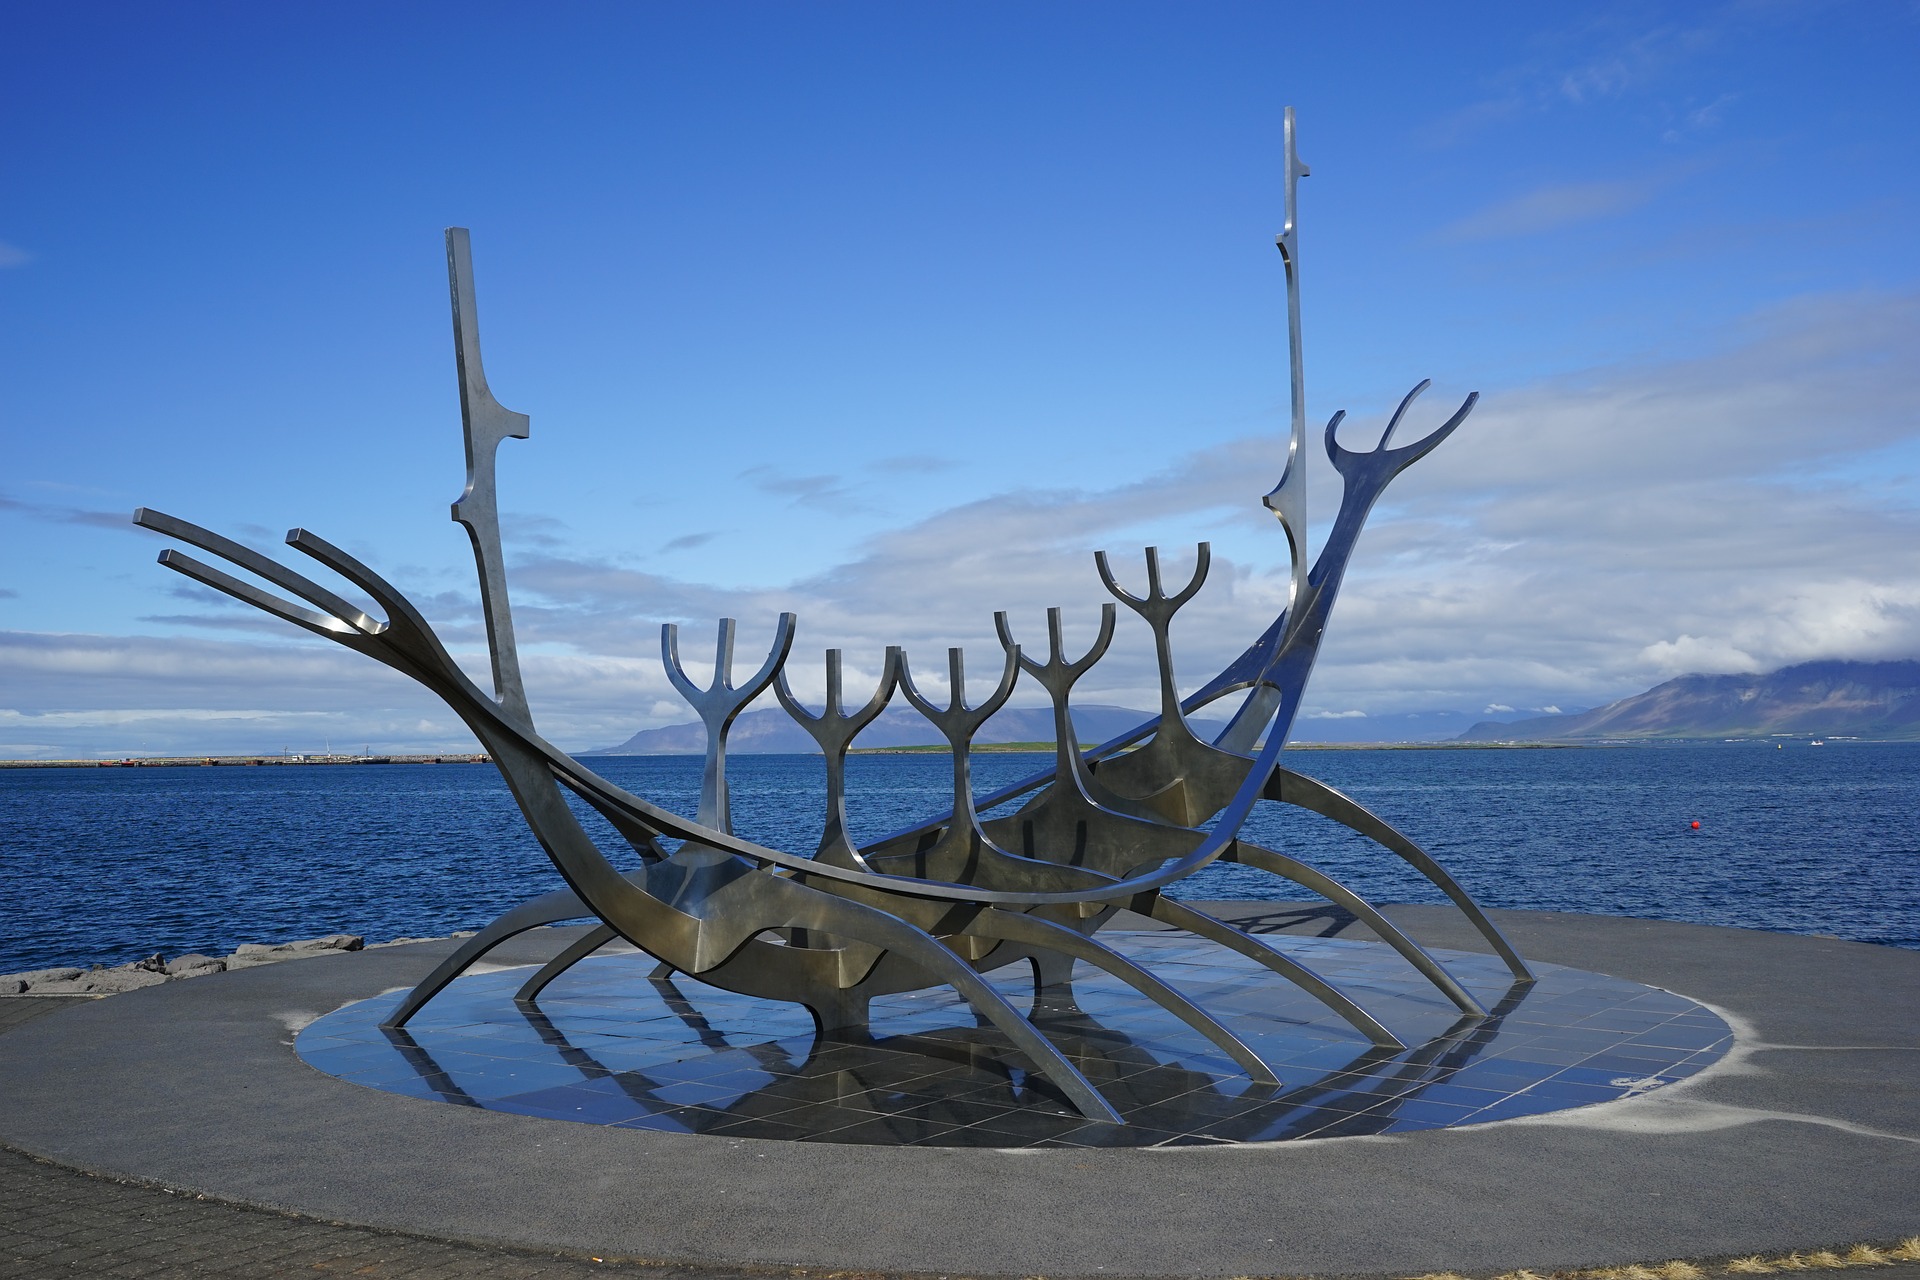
<box><xmin>296</xmin><ymin>932</ymin><xmax>1731</xmax><ymax>1148</ymax></box>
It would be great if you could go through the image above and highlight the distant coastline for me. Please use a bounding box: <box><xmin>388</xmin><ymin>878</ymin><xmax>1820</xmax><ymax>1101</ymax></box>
<box><xmin>848</xmin><ymin>740</ymin><xmax>1591</xmax><ymax>754</ymax></box>
<box><xmin>9</xmin><ymin>739</ymin><xmax>1892</xmax><ymax>766</ymax></box>
<box><xmin>0</xmin><ymin>754</ymin><xmax>491</xmax><ymax>769</ymax></box>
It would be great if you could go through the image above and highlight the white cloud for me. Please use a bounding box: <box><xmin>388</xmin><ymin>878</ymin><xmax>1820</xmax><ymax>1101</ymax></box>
<box><xmin>1555</xmin><ymin>23</ymin><xmax>1716</xmax><ymax>105</ymax></box>
<box><xmin>1662</xmin><ymin>92</ymin><xmax>1738</xmax><ymax>143</ymax></box>
<box><xmin>660</xmin><ymin>531</ymin><xmax>718</xmax><ymax>552</ymax></box>
<box><xmin>0</xmin><ymin>240</ymin><xmax>31</xmax><ymax>268</ymax></box>
<box><xmin>1421</xmin><ymin>8</ymin><xmax>1758</xmax><ymax>148</ymax></box>
<box><xmin>1440</xmin><ymin>178</ymin><xmax>1661</xmax><ymax>241</ymax></box>
<box><xmin>8</xmin><ymin>289</ymin><xmax>1919</xmax><ymax>754</ymax></box>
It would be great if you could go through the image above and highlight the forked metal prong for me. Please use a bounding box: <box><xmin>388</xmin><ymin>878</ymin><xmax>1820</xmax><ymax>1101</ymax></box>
<box><xmin>156</xmin><ymin>550</ymin><xmax>357</xmax><ymax>639</ymax></box>
<box><xmin>282</xmin><ymin>529</ymin><xmax>423</xmax><ymax>633</ymax></box>
<box><xmin>775</xmin><ymin>647</ymin><xmax>902</xmax><ymax>869</ymax></box>
<box><xmin>1327</xmin><ymin>386</ymin><xmax>1476</xmax><ymax>477</ymax></box>
<box><xmin>775</xmin><ymin>647</ymin><xmax>898</xmax><ymax>734</ymax></box>
<box><xmin>660</xmin><ymin>613</ymin><xmax>797</xmax><ymax>832</ymax></box>
<box><xmin>134</xmin><ymin>508</ymin><xmax>383</xmax><ymax>636</ymax></box>
<box><xmin>1379</xmin><ymin>378</ymin><xmax>1430</xmax><ymax>450</ymax></box>
<box><xmin>1096</xmin><ymin>544</ymin><xmax>1210</xmax><ymax>619</ymax></box>
<box><xmin>994</xmin><ymin>605</ymin><xmax>1115</xmax><ymax>687</ymax></box>
<box><xmin>897</xmin><ymin>643</ymin><xmax>1020</xmax><ymax>731</ymax></box>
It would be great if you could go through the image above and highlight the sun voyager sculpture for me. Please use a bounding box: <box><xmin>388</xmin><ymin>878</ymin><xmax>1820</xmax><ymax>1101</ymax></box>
<box><xmin>136</xmin><ymin>111</ymin><xmax>1534</xmax><ymax>1124</ymax></box>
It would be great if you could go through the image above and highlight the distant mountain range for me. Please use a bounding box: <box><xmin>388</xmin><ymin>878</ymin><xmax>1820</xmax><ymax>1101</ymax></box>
<box><xmin>587</xmin><ymin>704</ymin><xmax>1231</xmax><ymax>755</ymax></box>
<box><xmin>1457</xmin><ymin>660</ymin><xmax>1920</xmax><ymax>742</ymax></box>
<box><xmin>587</xmin><ymin>659</ymin><xmax>1920</xmax><ymax>752</ymax></box>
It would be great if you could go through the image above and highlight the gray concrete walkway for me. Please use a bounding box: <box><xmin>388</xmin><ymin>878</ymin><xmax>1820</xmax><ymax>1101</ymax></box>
<box><xmin>2</xmin><ymin>907</ymin><xmax>1915</xmax><ymax>1278</ymax></box>
<box><xmin>2</xmin><ymin>998</ymin><xmax>757</xmax><ymax>1278</ymax></box>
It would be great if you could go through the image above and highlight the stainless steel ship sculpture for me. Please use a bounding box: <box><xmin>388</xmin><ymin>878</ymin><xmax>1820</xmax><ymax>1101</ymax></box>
<box><xmin>135</xmin><ymin>111</ymin><xmax>1531</xmax><ymax>1122</ymax></box>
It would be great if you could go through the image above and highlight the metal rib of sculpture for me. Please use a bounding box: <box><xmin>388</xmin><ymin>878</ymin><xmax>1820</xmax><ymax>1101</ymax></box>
<box><xmin>133</xmin><ymin>109</ymin><xmax>1533</xmax><ymax>1123</ymax></box>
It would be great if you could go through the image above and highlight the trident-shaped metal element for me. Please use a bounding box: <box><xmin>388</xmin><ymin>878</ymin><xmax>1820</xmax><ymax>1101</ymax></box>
<box><xmin>1088</xmin><ymin>544</ymin><xmax>1246</xmax><ymax>823</ymax></box>
<box><xmin>1264</xmin><ymin>107</ymin><xmax>1311</xmax><ymax>640</ymax></box>
<box><xmin>774</xmin><ymin>648</ymin><xmax>901</xmax><ymax>869</ymax></box>
<box><xmin>1097</xmin><ymin>544</ymin><xmax>1209</xmax><ymax>740</ymax></box>
<box><xmin>662</xmin><ymin>615</ymin><xmax>797</xmax><ymax>832</ymax></box>
<box><xmin>993</xmin><ymin>605</ymin><xmax>1116</xmax><ymax>798</ymax></box>
<box><xmin>892</xmin><ymin>641</ymin><xmax>1022</xmax><ymax>872</ymax></box>
<box><xmin>446</xmin><ymin>228</ymin><xmax>533</xmax><ymax>724</ymax></box>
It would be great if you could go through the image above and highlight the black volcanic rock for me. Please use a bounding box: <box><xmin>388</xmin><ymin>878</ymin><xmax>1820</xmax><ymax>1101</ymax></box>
<box><xmin>1458</xmin><ymin>659</ymin><xmax>1920</xmax><ymax>741</ymax></box>
<box><xmin>586</xmin><ymin>704</ymin><xmax>1227</xmax><ymax>755</ymax></box>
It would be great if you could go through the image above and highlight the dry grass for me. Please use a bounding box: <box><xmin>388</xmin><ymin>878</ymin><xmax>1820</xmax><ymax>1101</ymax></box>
<box><xmin>1397</xmin><ymin>1237</ymin><xmax>1920</xmax><ymax>1280</ymax></box>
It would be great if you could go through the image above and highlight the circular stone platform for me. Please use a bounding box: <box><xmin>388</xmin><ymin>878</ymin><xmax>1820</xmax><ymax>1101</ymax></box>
<box><xmin>298</xmin><ymin>933</ymin><xmax>1730</xmax><ymax>1147</ymax></box>
<box><xmin>0</xmin><ymin>905</ymin><xmax>1914</xmax><ymax>1278</ymax></box>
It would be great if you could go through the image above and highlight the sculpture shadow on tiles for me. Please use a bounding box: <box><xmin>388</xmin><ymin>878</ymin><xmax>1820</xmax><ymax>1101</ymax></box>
<box><xmin>133</xmin><ymin>110</ymin><xmax>1538</xmax><ymax>1125</ymax></box>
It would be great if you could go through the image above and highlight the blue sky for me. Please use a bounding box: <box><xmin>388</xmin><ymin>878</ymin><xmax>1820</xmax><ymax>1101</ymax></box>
<box><xmin>2</xmin><ymin>1</ymin><xmax>1917</xmax><ymax>756</ymax></box>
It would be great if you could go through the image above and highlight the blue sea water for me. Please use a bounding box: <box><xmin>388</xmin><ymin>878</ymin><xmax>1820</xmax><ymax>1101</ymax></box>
<box><xmin>3</xmin><ymin>743</ymin><xmax>1916</xmax><ymax>974</ymax></box>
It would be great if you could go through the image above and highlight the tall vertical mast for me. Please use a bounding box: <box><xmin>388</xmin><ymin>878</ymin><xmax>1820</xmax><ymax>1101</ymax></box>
<box><xmin>446</xmin><ymin>227</ymin><xmax>533</xmax><ymax>723</ymax></box>
<box><xmin>1263</xmin><ymin>107</ymin><xmax>1311</xmax><ymax>637</ymax></box>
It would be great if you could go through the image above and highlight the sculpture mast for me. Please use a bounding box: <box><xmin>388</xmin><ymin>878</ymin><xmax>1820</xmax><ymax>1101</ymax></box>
<box><xmin>1211</xmin><ymin>109</ymin><xmax>1310</xmax><ymax>756</ymax></box>
<box><xmin>445</xmin><ymin>228</ymin><xmax>533</xmax><ymax>724</ymax></box>
<box><xmin>1264</xmin><ymin>106</ymin><xmax>1310</xmax><ymax>639</ymax></box>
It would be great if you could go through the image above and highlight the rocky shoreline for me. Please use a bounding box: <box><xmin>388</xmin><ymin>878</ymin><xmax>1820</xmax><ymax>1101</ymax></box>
<box><xmin>1</xmin><ymin>930</ymin><xmax>474</xmax><ymax>997</ymax></box>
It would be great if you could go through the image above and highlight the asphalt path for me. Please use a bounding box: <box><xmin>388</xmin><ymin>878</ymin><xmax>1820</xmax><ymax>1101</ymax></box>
<box><xmin>0</xmin><ymin>906</ymin><xmax>1914</xmax><ymax>1278</ymax></box>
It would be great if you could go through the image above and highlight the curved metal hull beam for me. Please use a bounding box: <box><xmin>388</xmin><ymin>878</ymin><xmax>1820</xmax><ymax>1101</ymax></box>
<box><xmin>514</xmin><ymin>922</ymin><xmax>620</xmax><ymax>1004</ymax></box>
<box><xmin>384</xmin><ymin>886</ymin><xmax>595</xmax><ymax>1029</ymax></box>
<box><xmin>1147</xmin><ymin>897</ymin><xmax>1406</xmax><ymax>1051</ymax></box>
<box><xmin>1267</xmin><ymin>768</ymin><xmax>1534</xmax><ymax>983</ymax></box>
<box><xmin>968</xmin><ymin>907</ymin><xmax>1281</xmax><ymax>1086</ymax></box>
<box><xmin>1226</xmin><ymin>841</ymin><xmax>1487</xmax><ymax>1017</ymax></box>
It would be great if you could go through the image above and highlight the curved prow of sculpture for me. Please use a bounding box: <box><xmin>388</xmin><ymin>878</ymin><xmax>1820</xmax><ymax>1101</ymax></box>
<box><xmin>136</xmin><ymin>504</ymin><xmax>1383</xmax><ymax>914</ymax></box>
<box><xmin>1215</xmin><ymin>384</ymin><xmax>1478</xmax><ymax>754</ymax></box>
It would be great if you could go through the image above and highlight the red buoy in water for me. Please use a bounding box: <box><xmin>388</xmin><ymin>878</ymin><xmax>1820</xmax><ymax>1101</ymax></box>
<box><xmin>1690</xmin><ymin>820</ymin><xmax>1702</xmax><ymax>830</ymax></box>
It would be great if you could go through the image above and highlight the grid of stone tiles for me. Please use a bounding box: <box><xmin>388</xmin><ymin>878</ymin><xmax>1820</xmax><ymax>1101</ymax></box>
<box><xmin>297</xmin><ymin>932</ymin><xmax>1731</xmax><ymax>1148</ymax></box>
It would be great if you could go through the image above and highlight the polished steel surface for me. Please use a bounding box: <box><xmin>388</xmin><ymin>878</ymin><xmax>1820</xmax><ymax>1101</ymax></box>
<box><xmin>297</xmin><ymin>933</ymin><xmax>1729</xmax><ymax>1147</ymax></box>
<box><xmin>775</xmin><ymin>647</ymin><xmax>901</xmax><ymax>870</ymax></box>
<box><xmin>1266</xmin><ymin>104</ymin><xmax>1311</xmax><ymax>633</ymax></box>
<box><xmin>446</xmin><ymin>228</ymin><xmax>533</xmax><ymax>726</ymax></box>
<box><xmin>662</xmin><ymin>615</ymin><xmax>797</xmax><ymax>833</ymax></box>
<box><xmin>135</xmin><ymin>111</ymin><xmax>1535</xmax><ymax>1129</ymax></box>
